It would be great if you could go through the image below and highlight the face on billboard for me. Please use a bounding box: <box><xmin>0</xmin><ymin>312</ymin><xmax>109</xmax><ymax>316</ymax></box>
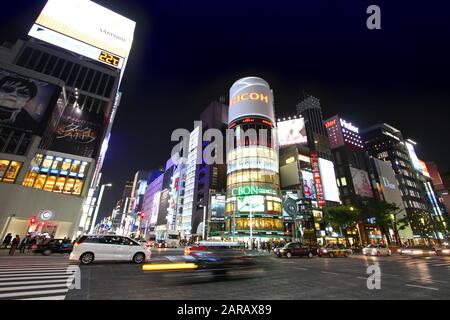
<box><xmin>277</xmin><ymin>118</ymin><xmax>307</xmax><ymax>146</ymax></box>
<box><xmin>29</xmin><ymin>0</ymin><xmax>136</xmax><ymax>70</ymax></box>
<box><xmin>350</xmin><ymin>168</ymin><xmax>373</xmax><ymax>198</ymax></box>
<box><xmin>229</xmin><ymin>77</ymin><xmax>275</xmax><ymax>123</ymax></box>
<box><xmin>318</xmin><ymin>158</ymin><xmax>341</xmax><ymax>203</ymax></box>
<box><xmin>211</xmin><ymin>194</ymin><xmax>226</xmax><ymax>220</ymax></box>
<box><xmin>0</xmin><ymin>69</ymin><xmax>60</xmax><ymax>133</ymax></box>
<box><xmin>301</xmin><ymin>171</ymin><xmax>317</xmax><ymax>201</ymax></box>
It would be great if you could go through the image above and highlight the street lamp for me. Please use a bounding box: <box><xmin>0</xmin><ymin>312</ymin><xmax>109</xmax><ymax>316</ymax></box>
<box><xmin>197</xmin><ymin>200</ymin><xmax>207</xmax><ymax>240</ymax></box>
<box><xmin>89</xmin><ymin>183</ymin><xmax>112</xmax><ymax>234</ymax></box>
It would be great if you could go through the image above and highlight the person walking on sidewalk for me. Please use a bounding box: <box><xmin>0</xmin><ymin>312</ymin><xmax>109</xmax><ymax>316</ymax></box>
<box><xmin>19</xmin><ymin>235</ymin><xmax>30</xmax><ymax>254</ymax></box>
<box><xmin>9</xmin><ymin>235</ymin><xmax>20</xmax><ymax>255</ymax></box>
<box><xmin>2</xmin><ymin>233</ymin><xmax>12</xmax><ymax>248</ymax></box>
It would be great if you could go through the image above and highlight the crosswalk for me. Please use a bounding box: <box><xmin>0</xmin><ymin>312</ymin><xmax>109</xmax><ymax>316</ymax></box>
<box><xmin>352</xmin><ymin>254</ymin><xmax>450</xmax><ymax>267</ymax></box>
<box><xmin>0</xmin><ymin>255</ymin><xmax>74</xmax><ymax>300</ymax></box>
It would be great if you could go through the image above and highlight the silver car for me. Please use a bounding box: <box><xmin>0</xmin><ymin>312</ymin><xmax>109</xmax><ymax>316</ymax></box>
<box><xmin>362</xmin><ymin>244</ymin><xmax>391</xmax><ymax>256</ymax></box>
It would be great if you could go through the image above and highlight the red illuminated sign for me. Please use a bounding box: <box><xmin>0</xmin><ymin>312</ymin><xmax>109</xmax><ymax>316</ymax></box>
<box><xmin>310</xmin><ymin>151</ymin><xmax>326</xmax><ymax>207</ymax></box>
<box><xmin>324</xmin><ymin>119</ymin><xmax>337</xmax><ymax>128</ymax></box>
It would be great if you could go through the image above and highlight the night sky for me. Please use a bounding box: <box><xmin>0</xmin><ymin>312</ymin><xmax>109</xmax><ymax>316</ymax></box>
<box><xmin>1</xmin><ymin>0</ymin><xmax>449</xmax><ymax>221</ymax></box>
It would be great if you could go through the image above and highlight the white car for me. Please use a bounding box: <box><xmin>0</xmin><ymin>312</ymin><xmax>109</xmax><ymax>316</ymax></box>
<box><xmin>70</xmin><ymin>234</ymin><xmax>152</xmax><ymax>265</ymax></box>
<box><xmin>362</xmin><ymin>244</ymin><xmax>391</xmax><ymax>256</ymax></box>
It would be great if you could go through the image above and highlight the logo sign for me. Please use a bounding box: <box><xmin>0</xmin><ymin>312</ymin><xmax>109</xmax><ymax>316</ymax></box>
<box><xmin>340</xmin><ymin>118</ymin><xmax>359</xmax><ymax>133</ymax></box>
<box><xmin>310</xmin><ymin>151</ymin><xmax>325</xmax><ymax>207</ymax></box>
<box><xmin>229</xmin><ymin>77</ymin><xmax>275</xmax><ymax>124</ymax></box>
<box><xmin>231</xmin><ymin>185</ymin><xmax>277</xmax><ymax>197</ymax></box>
<box><xmin>40</xmin><ymin>210</ymin><xmax>54</xmax><ymax>221</ymax></box>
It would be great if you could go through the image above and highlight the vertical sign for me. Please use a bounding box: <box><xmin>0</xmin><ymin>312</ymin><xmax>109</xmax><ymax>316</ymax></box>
<box><xmin>310</xmin><ymin>151</ymin><xmax>325</xmax><ymax>207</ymax></box>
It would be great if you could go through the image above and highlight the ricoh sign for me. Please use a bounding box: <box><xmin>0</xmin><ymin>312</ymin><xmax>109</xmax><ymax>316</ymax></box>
<box><xmin>228</xmin><ymin>77</ymin><xmax>275</xmax><ymax>124</ymax></box>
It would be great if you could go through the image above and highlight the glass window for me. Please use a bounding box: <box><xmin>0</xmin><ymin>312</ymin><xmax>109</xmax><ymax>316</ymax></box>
<box><xmin>3</xmin><ymin>161</ymin><xmax>22</xmax><ymax>183</ymax></box>
<box><xmin>41</xmin><ymin>156</ymin><xmax>54</xmax><ymax>169</ymax></box>
<box><xmin>79</xmin><ymin>162</ymin><xmax>88</xmax><ymax>174</ymax></box>
<box><xmin>54</xmin><ymin>177</ymin><xmax>66</xmax><ymax>193</ymax></box>
<box><xmin>23</xmin><ymin>170</ymin><xmax>38</xmax><ymax>187</ymax></box>
<box><xmin>340</xmin><ymin>177</ymin><xmax>347</xmax><ymax>186</ymax></box>
<box><xmin>63</xmin><ymin>179</ymin><xmax>75</xmax><ymax>194</ymax></box>
<box><xmin>62</xmin><ymin>159</ymin><xmax>72</xmax><ymax>171</ymax></box>
<box><xmin>70</xmin><ymin>161</ymin><xmax>80</xmax><ymax>174</ymax></box>
<box><xmin>0</xmin><ymin>160</ymin><xmax>10</xmax><ymax>179</ymax></box>
<box><xmin>52</xmin><ymin>158</ymin><xmax>63</xmax><ymax>170</ymax></box>
<box><xmin>34</xmin><ymin>174</ymin><xmax>47</xmax><ymax>189</ymax></box>
<box><xmin>73</xmin><ymin>179</ymin><xmax>83</xmax><ymax>195</ymax></box>
<box><xmin>44</xmin><ymin>176</ymin><xmax>56</xmax><ymax>192</ymax></box>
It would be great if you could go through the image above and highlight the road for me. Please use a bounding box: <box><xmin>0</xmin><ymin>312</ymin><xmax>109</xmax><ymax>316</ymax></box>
<box><xmin>0</xmin><ymin>249</ymin><xmax>449</xmax><ymax>300</ymax></box>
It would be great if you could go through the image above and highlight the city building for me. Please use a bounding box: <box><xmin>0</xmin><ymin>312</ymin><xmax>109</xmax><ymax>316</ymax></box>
<box><xmin>225</xmin><ymin>77</ymin><xmax>285</xmax><ymax>247</ymax></box>
<box><xmin>0</xmin><ymin>0</ymin><xmax>135</xmax><ymax>240</ymax></box>
<box><xmin>362</xmin><ymin>123</ymin><xmax>442</xmax><ymax>244</ymax></box>
<box><xmin>141</xmin><ymin>171</ymin><xmax>164</xmax><ymax>240</ymax></box>
<box><xmin>323</xmin><ymin>115</ymin><xmax>381</xmax><ymax>245</ymax></box>
<box><xmin>426</xmin><ymin>162</ymin><xmax>450</xmax><ymax>221</ymax></box>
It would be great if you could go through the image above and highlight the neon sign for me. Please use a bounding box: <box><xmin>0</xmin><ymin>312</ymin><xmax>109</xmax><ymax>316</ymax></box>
<box><xmin>231</xmin><ymin>185</ymin><xmax>277</xmax><ymax>197</ymax></box>
<box><xmin>231</xmin><ymin>92</ymin><xmax>269</xmax><ymax>106</ymax></box>
<box><xmin>339</xmin><ymin>119</ymin><xmax>359</xmax><ymax>133</ymax></box>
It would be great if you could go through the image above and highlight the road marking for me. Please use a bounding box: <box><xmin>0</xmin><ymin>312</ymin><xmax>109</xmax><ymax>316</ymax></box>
<box><xmin>357</xmin><ymin>276</ymin><xmax>367</xmax><ymax>280</ymax></box>
<box><xmin>0</xmin><ymin>269</ymin><xmax>69</xmax><ymax>274</ymax></box>
<box><xmin>321</xmin><ymin>271</ymin><xmax>340</xmax><ymax>275</ymax></box>
<box><xmin>0</xmin><ymin>272</ymin><xmax>70</xmax><ymax>278</ymax></box>
<box><xmin>0</xmin><ymin>275</ymin><xmax>72</xmax><ymax>281</ymax></box>
<box><xmin>293</xmin><ymin>267</ymin><xmax>308</xmax><ymax>270</ymax></box>
<box><xmin>20</xmin><ymin>295</ymin><xmax>66</xmax><ymax>300</ymax></box>
<box><xmin>0</xmin><ymin>288</ymin><xmax>69</xmax><ymax>299</ymax></box>
<box><xmin>0</xmin><ymin>283</ymin><xmax>71</xmax><ymax>292</ymax></box>
<box><xmin>431</xmin><ymin>263</ymin><xmax>450</xmax><ymax>267</ymax></box>
<box><xmin>405</xmin><ymin>284</ymin><xmax>439</xmax><ymax>291</ymax></box>
<box><xmin>0</xmin><ymin>279</ymin><xmax>72</xmax><ymax>286</ymax></box>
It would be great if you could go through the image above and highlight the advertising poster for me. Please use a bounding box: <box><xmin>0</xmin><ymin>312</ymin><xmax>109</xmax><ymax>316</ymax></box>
<box><xmin>301</xmin><ymin>170</ymin><xmax>317</xmax><ymax>201</ymax></box>
<box><xmin>310</xmin><ymin>151</ymin><xmax>326</xmax><ymax>207</ymax></box>
<box><xmin>49</xmin><ymin>106</ymin><xmax>105</xmax><ymax>158</ymax></box>
<box><xmin>210</xmin><ymin>194</ymin><xmax>226</xmax><ymax>221</ymax></box>
<box><xmin>0</xmin><ymin>68</ymin><xmax>61</xmax><ymax>134</ymax></box>
<box><xmin>237</xmin><ymin>195</ymin><xmax>265</xmax><ymax>212</ymax></box>
<box><xmin>317</xmin><ymin>158</ymin><xmax>341</xmax><ymax>203</ymax></box>
<box><xmin>277</xmin><ymin>118</ymin><xmax>308</xmax><ymax>146</ymax></box>
<box><xmin>350</xmin><ymin>167</ymin><xmax>374</xmax><ymax>198</ymax></box>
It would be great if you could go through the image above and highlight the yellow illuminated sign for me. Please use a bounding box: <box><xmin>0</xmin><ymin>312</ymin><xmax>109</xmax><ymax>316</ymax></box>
<box><xmin>231</xmin><ymin>92</ymin><xmax>269</xmax><ymax>106</ymax></box>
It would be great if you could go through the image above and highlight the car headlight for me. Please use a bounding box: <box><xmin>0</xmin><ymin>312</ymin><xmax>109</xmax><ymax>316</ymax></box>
<box><xmin>443</xmin><ymin>249</ymin><xmax>450</xmax><ymax>254</ymax></box>
<box><xmin>413</xmin><ymin>250</ymin><xmax>423</xmax><ymax>254</ymax></box>
<box><xmin>280</xmin><ymin>249</ymin><xmax>285</xmax><ymax>252</ymax></box>
<box><xmin>322</xmin><ymin>249</ymin><xmax>327</xmax><ymax>253</ymax></box>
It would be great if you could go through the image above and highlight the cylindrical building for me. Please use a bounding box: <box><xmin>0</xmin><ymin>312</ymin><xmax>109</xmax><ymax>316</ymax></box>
<box><xmin>225</xmin><ymin>77</ymin><xmax>284</xmax><ymax>245</ymax></box>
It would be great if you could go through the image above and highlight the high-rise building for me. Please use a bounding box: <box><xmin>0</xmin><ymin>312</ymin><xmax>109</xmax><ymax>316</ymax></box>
<box><xmin>0</xmin><ymin>0</ymin><xmax>135</xmax><ymax>240</ymax></box>
<box><xmin>362</xmin><ymin>124</ymin><xmax>442</xmax><ymax>244</ymax></box>
<box><xmin>225</xmin><ymin>77</ymin><xmax>284</xmax><ymax>247</ymax></box>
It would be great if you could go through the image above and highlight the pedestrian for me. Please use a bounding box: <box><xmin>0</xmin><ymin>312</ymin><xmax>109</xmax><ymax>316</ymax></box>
<box><xmin>267</xmin><ymin>242</ymin><xmax>271</xmax><ymax>253</ymax></box>
<box><xmin>9</xmin><ymin>235</ymin><xmax>20</xmax><ymax>256</ymax></box>
<box><xmin>19</xmin><ymin>236</ymin><xmax>30</xmax><ymax>254</ymax></box>
<box><xmin>27</xmin><ymin>237</ymin><xmax>37</xmax><ymax>253</ymax></box>
<box><xmin>2</xmin><ymin>233</ymin><xmax>12</xmax><ymax>248</ymax></box>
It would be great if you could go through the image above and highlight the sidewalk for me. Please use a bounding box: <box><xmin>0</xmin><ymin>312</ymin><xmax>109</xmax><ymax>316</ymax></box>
<box><xmin>0</xmin><ymin>248</ymin><xmax>35</xmax><ymax>257</ymax></box>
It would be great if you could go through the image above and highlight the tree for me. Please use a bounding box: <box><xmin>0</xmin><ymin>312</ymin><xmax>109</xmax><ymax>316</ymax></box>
<box><xmin>324</xmin><ymin>205</ymin><xmax>360</xmax><ymax>246</ymax></box>
<box><xmin>359</xmin><ymin>198</ymin><xmax>401</xmax><ymax>245</ymax></box>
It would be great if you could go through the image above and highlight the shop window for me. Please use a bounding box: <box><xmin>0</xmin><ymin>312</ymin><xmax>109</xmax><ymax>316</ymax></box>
<box><xmin>54</xmin><ymin>177</ymin><xmax>66</xmax><ymax>193</ymax></box>
<box><xmin>73</xmin><ymin>179</ymin><xmax>83</xmax><ymax>195</ymax></box>
<box><xmin>22</xmin><ymin>170</ymin><xmax>38</xmax><ymax>187</ymax></box>
<box><xmin>44</xmin><ymin>176</ymin><xmax>56</xmax><ymax>192</ymax></box>
<box><xmin>62</xmin><ymin>159</ymin><xmax>72</xmax><ymax>171</ymax></box>
<box><xmin>2</xmin><ymin>161</ymin><xmax>22</xmax><ymax>183</ymax></box>
<box><xmin>34</xmin><ymin>174</ymin><xmax>47</xmax><ymax>189</ymax></box>
<box><xmin>0</xmin><ymin>160</ymin><xmax>10</xmax><ymax>180</ymax></box>
<box><xmin>340</xmin><ymin>177</ymin><xmax>347</xmax><ymax>186</ymax></box>
<box><xmin>70</xmin><ymin>161</ymin><xmax>80</xmax><ymax>174</ymax></box>
<box><xmin>63</xmin><ymin>178</ymin><xmax>75</xmax><ymax>194</ymax></box>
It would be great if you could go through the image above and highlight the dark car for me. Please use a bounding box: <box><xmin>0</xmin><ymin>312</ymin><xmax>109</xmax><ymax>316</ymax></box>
<box><xmin>275</xmin><ymin>242</ymin><xmax>318</xmax><ymax>258</ymax></box>
<box><xmin>32</xmin><ymin>239</ymin><xmax>73</xmax><ymax>255</ymax></box>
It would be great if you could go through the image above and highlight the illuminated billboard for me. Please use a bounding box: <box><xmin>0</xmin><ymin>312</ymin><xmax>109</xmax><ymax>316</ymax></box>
<box><xmin>277</xmin><ymin>118</ymin><xmax>307</xmax><ymax>146</ymax></box>
<box><xmin>405</xmin><ymin>142</ymin><xmax>422</xmax><ymax>172</ymax></box>
<box><xmin>29</xmin><ymin>0</ymin><xmax>136</xmax><ymax>70</ymax></box>
<box><xmin>237</xmin><ymin>195</ymin><xmax>265</xmax><ymax>213</ymax></box>
<box><xmin>301</xmin><ymin>170</ymin><xmax>317</xmax><ymax>201</ymax></box>
<box><xmin>419</xmin><ymin>160</ymin><xmax>431</xmax><ymax>178</ymax></box>
<box><xmin>229</xmin><ymin>77</ymin><xmax>275</xmax><ymax>124</ymax></box>
<box><xmin>210</xmin><ymin>194</ymin><xmax>226</xmax><ymax>222</ymax></box>
<box><xmin>350</xmin><ymin>168</ymin><xmax>373</xmax><ymax>198</ymax></box>
<box><xmin>0</xmin><ymin>68</ymin><xmax>61</xmax><ymax>134</ymax></box>
<box><xmin>318</xmin><ymin>158</ymin><xmax>341</xmax><ymax>203</ymax></box>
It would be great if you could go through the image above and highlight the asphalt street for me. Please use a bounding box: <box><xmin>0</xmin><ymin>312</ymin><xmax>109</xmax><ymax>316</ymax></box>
<box><xmin>0</xmin><ymin>249</ymin><xmax>449</xmax><ymax>300</ymax></box>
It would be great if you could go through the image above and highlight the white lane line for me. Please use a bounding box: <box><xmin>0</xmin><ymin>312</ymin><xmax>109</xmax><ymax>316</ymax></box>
<box><xmin>431</xmin><ymin>263</ymin><xmax>450</xmax><ymax>267</ymax></box>
<box><xmin>0</xmin><ymin>279</ymin><xmax>72</xmax><ymax>286</ymax></box>
<box><xmin>293</xmin><ymin>267</ymin><xmax>308</xmax><ymax>271</ymax></box>
<box><xmin>0</xmin><ymin>283</ymin><xmax>71</xmax><ymax>292</ymax></box>
<box><xmin>0</xmin><ymin>269</ymin><xmax>70</xmax><ymax>274</ymax></box>
<box><xmin>20</xmin><ymin>295</ymin><xmax>66</xmax><ymax>300</ymax></box>
<box><xmin>412</xmin><ymin>278</ymin><xmax>448</xmax><ymax>284</ymax></box>
<box><xmin>0</xmin><ymin>275</ymin><xmax>72</xmax><ymax>281</ymax></box>
<box><xmin>0</xmin><ymin>272</ymin><xmax>70</xmax><ymax>277</ymax></box>
<box><xmin>405</xmin><ymin>284</ymin><xmax>439</xmax><ymax>291</ymax></box>
<box><xmin>0</xmin><ymin>288</ymin><xmax>69</xmax><ymax>299</ymax></box>
<box><xmin>321</xmin><ymin>271</ymin><xmax>340</xmax><ymax>275</ymax></box>
<box><xmin>0</xmin><ymin>264</ymin><xmax>70</xmax><ymax>268</ymax></box>
<box><xmin>357</xmin><ymin>276</ymin><xmax>367</xmax><ymax>280</ymax></box>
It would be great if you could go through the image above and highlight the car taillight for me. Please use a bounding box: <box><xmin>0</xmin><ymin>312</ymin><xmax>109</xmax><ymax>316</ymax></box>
<box><xmin>31</xmin><ymin>245</ymin><xmax>38</xmax><ymax>250</ymax></box>
<box><xmin>73</xmin><ymin>242</ymin><xmax>80</xmax><ymax>246</ymax></box>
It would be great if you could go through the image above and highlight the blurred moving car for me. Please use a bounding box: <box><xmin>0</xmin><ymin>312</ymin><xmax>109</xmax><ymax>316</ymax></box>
<box><xmin>362</xmin><ymin>244</ymin><xmax>391</xmax><ymax>256</ymax></box>
<box><xmin>435</xmin><ymin>245</ymin><xmax>450</xmax><ymax>256</ymax></box>
<box><xmin>32</xmin><ymin>239</ymin><xmax>73</xmax><ymax>255</ymax></box>
<box><xmin>70</xmin><ymin>234</ymin><xmax>152</xmax><ymax>265</ymax></box>
<box><xmin>275</xmin><ymin>242</ymin><xmax>318</xmax><ymax>258</ymax></box>
<box><xmin>184</xmin><ymin>241</ymin><xmax>242</xmax><ymax>257</ymax></box>
<box><xmin>318</xmin><ymin>244</ymin><xmax>352</xmax><ymax>258</ymax></box>
<box><xmin>398</xmin><ymin>245</ymin><xmax>436</xmax><ymax>256</ymax></box>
